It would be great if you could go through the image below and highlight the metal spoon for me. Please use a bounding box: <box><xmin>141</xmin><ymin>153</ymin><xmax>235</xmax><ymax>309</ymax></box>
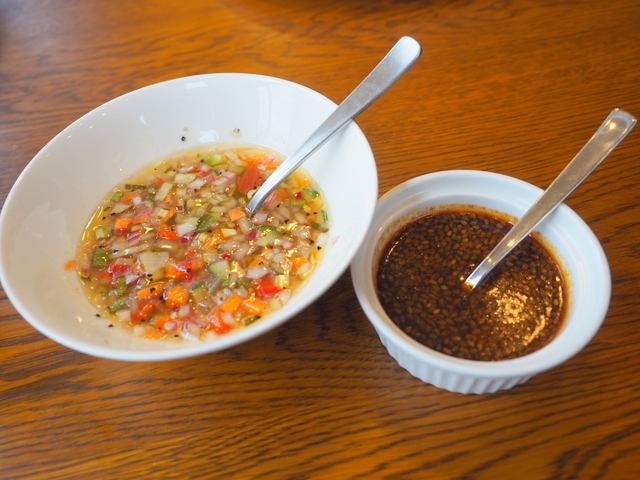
<box><xmin>464</xmin><ymin>108</ymin><xmax>636</xmax><ymax>291</ymax></box>
<box><xmin>245</xmin><ymin>36</ymin><xmax>422</xmax><ymax>214</ymax></box>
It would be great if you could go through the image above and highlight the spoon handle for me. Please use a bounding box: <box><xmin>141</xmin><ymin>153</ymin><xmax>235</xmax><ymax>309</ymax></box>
<box><xmin>464</xmin><ymin>108</ymin><xmax>637</xmax><ymax>290</ymax></box>
<box><xmin>246</xmin><ymin>36</ymin><xmax>422</xmax><ymax>214</ymax></box>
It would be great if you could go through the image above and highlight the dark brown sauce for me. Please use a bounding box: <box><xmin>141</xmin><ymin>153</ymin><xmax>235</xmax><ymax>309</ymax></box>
<box><xmin>376</xmin><ymin>210</ymin><xmax>566</xmax><ymax>361</ymax></box>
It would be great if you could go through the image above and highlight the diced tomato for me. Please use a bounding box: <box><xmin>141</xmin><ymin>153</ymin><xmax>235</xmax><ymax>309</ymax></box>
<box><xmin>208</xmin><ymin>309</ymin><xmax>231</xmax><ymax>334</ymax></box>
<box><xmin>237</xmin><ymin>163</ymin><xmax>260</xmax><ymax>194</ymax></box>
<box><xmin>255</xmin><ymin>277</ymin><xmax>283</xmax><ymax>298</ymax></box>
<box><xmin>107</xmin><ymin>262</ymin><xmax>129</xmax><ymax>278</ymax></box>
<box><xmin>157</xmin><ymin>223</ymin><xmax>178</xmax><ymax>240</ymax></box>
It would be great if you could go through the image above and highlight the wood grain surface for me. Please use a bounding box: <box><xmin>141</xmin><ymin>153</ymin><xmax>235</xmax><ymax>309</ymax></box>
<box><xmin>1</xmin><ymin>0</ymin><xmax>640</xmax><ymax>478</ymax></box>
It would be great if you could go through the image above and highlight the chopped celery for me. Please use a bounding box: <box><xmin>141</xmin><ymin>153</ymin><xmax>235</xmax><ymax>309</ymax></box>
<box><xmin>269</xmin><ymin>262</ymin><xmax>285</xmax><ymax>274</ymax></box>
<box><xmin>243</xmin><ymin>315</ymin><xmax>260</xmax><ymax>326</ymax></box>
<box><xmin>91</xmin><ymin>247</ymin><xmax>110</xmax><ymax>269</ymax></box>
<box><xmin>116</xmin><ymin>278</ymin><xmax>128</xmax><ymax>296</ymax></box>
<box><xmin>174</xmin><ymin>173</ymin><xmax>197</xmax><ymax>185</ymax></box>
<box><xmin>108</xmin><ymin>296</ymin><xmax>128</xmax><ymax>314</ymax></box>
<box><xmin>301</xmin><ymin>188</ymin><xmax>319</xmax><ymax>201</ymax></box>
<box><xmin>95</xmin><ymin>226</ymin><xmax>113</xmax><ymax>240</ymax></box>
<box><xmin>208</xmin><ymin>260</ymin><xmax>230</xmax><ymax>286</ymax></box>
<box><xmin>155</xmin><ymin>182</ymin><xmax>174</xmax><ymax>202</ymax></box>
<box><xmin>111</xmin><ymin>190</ymin><xmax>123</xmax><ymax>202</ymax></box>
<box><xmin>204</xmin><ymin>154</ymin><xmax>227</xmax><ymax>167</ymax></box>
<box><xmin>112</xmin><ymin>203</ymin><xmax>131</xmax><ymax>214</ymax></box>
<box><xmin>258</xmin><ymin>225</ymin><xmax>276</xmax><ymax>234</ymax></box>
<box><xmin>191</xmin><ymin>282</ymin><xmax>207</xmax><ymax>303</ymax></box>
<box><xmin>197</xmin><ymin>214</ymin><xmax>214</xmax><ymax>232</ymax></box>
<box><xmin>256</xmin><ymin>229</ymin><xmax>280</xmax><ymax>246</ymax></box>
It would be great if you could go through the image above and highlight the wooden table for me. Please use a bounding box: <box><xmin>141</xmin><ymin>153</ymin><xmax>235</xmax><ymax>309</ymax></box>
<box><xmin>1</xmin><ymin>0</ymin><xmax>639</xmax><ymax>478</ymax></box>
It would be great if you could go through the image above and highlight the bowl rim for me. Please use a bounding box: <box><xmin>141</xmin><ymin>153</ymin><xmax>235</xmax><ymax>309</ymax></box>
<box><xmin>0</xmin><ymin>72</ymin><xmax>378</xmax><ymax>361</ymax></box>
<box><xmin>351</xmin><ymin>169</ymin><xmax>611</xmax><ymax>378</ymax></box>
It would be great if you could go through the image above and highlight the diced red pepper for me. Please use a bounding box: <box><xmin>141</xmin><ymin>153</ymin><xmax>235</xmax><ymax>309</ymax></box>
<box><xmin>255</xmin><ymin>277</ymin><xmax>283</xmax><ymax>298</ymax></box>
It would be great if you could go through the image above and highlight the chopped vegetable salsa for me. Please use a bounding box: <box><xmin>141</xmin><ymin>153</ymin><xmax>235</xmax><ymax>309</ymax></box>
<box><xmin>76</xmin><ymin>144</ymin><xmax>329</xmax><ymax>341</ymax></box>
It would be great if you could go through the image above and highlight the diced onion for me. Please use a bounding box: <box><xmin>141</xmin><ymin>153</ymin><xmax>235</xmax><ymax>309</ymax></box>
<box><xmin>219</xmin><ymin>240</ymin><xmax>238</xmax><ymax>251</ymax></box>
<box><xmin>188</xmin><ymin>179</ymin><xmax>206</xmax><ymax>190</ymax></box>
<box><xmin>139</xmin><ymin>251</ymin><xmax>169</xmax><ymax>274</ymax></box>
<box><xmin>237</xmin><ymin>217</ymin><xmax>251</xmax><ymax>234</ymax></box>
<box><xmin>245</xmin><ymin>265</ymin><xmax>270</xmax><ymax>279</ymax></box>
<box><xmin>252</xmin><ymin>212</ymin><xmax>268</xmax><ymax>225</ymax></box>
<box><xmin>221</xmin><ymin>311</ymin><xmax>236</xmax><ymax>327</ymax></box>
<box><xmin>279</xmin><ymin>289</ymin><xmax>291</xmax><ymax>304</ymax></box>
<box><xmin>296</xmin><ymin>262</ymin><xmax>313</xmax><ymax>279</ymax></box>
<box><xmin>175</xmin><ymin>223</ymin><xmax>197</xmax><ymax>237</ymax></box>
<box><xmin>316</xmin><ymin>232</ymin><xmax>329</xmax><ymax>247</ymax></box>
<box><xmin>116</xmin><ymin>309</ymin><xmax>131</xmax><ymax>323</ymax></box>
<box><xmin>233</xmin><ymin>243</ymin><xmax>250</xmax><ymax>261</ymax></box>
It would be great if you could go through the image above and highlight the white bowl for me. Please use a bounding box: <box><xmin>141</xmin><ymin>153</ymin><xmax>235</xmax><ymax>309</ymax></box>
<box><xmin>351</xmin><ymin>170</ymin><xmax>611</xmax><ymax>394</ymax></box>
<box><xmin>0</xmin><ymin>73</ymin><xmax>378</xmax><ymax>361</ymax></box>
